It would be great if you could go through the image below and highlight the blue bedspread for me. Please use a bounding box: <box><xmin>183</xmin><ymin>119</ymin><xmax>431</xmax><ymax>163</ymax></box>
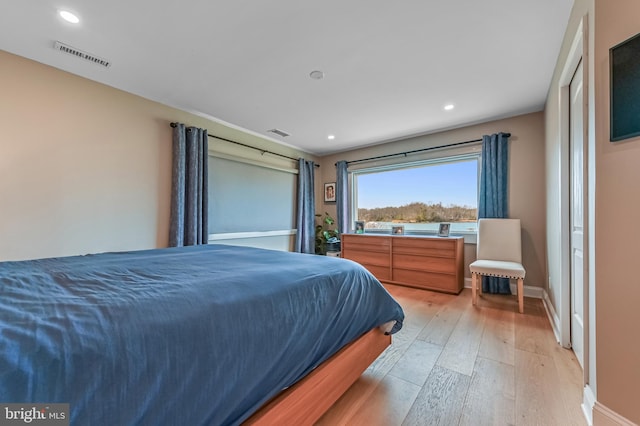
<box><xmin>0</xmin><ymin>244</ymin><xmax>404</xmax><ymax>425</ymax></box>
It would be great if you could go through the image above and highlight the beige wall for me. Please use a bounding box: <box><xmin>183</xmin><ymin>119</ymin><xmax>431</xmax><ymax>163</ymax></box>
<box><xmin>318</xmin><ymin>112</ymin><xmax>547</xmax><ymax>287</ymax></box>
<box><xmin>593</xmin><ymin>0</ymin><xmax>640</xmax><ymax>423</ymax></box>
<box><xmin>0</xmin><ymin>50</ymin><xmax>313</xmax><ymax>261</ymax></box>
<box><xmin>546</xmin><ymin>0</ymin><xmax>640</xmax><ymax>424</ymax></box>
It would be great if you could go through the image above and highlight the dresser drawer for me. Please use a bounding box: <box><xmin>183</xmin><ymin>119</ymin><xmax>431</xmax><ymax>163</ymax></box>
<box><xmin>342</xmin><ymin>235</ymin><xmax>390</xmax><ymax>253</ymax></box>
<box><xmin>392</xmin><ymin>269</ymin><xmax>459</xmax><ymax>293</ymax></box>
<box><xmin>360</xmin><ymin>264</ymin><xmax>391</xmax><ymax>281</ymax></box>
<box><xmin>346</xmin><ymin>250</ymin><xmax>390</xmax><ymax>268</ymax></box>
<box><xmin>392</xmin><ymin>237</ymin><xmax>456</xmax><ymax>257</ymax></box>
<box><xmin>392</xmin><ymin>253</ymin><xmax>456</xmax><ymax>274</ymax></box>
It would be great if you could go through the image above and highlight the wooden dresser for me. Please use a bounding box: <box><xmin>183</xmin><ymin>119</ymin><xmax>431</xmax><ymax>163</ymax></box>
<box><xmin>341</xmin><ymin>234</ymin><xmax>464</xmax><ymax>294</ymax></box>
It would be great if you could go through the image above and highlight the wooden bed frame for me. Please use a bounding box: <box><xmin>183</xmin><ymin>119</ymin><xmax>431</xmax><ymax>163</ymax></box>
<box><xmin>245</xmin><ymin>327</ymin><xmax>391</xmax><ymax>425</ymax></box>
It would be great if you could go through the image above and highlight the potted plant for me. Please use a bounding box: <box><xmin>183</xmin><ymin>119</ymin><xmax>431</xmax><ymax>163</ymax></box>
<box><xmin>315</xmin><ymin>212</ymin><xmax>340</xmax><ymax>255</ymax></box>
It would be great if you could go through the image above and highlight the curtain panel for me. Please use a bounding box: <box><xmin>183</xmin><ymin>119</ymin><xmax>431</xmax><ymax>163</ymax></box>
<box><xmin>295</xmin><ymin>158</ymin><xmax>316</xmax><ymax>254</ymax></box>
<box><xmin>479</xmin><ymin>132</ymin><xmax>511</xmax><ymax>294</ymax></box>
<box><xmin>169</xmin><ymin>123</ymin><xmax>209</xmax><ymax>247</ymax></box>
<box><xmin>479</xmin><ymin>133</ymin><xmax>509</xmax><ymax>219</ymax></box>
<box><xmin>336</xmin><ymin>161</ymin><xmax>349</xmax><ymax>235</ymax></box>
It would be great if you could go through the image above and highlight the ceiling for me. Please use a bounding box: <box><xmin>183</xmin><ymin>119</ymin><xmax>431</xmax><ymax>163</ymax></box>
<box><xmin>0</xmin><ymin>0</ymin><xmax>573</xmax><ymax>156</ymax></box>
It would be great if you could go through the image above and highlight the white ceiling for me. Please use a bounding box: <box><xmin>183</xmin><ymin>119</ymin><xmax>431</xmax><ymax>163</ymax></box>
<box><xmin>0</xmin><ymin>0</ymin><xmax>573</xmax><ymax>156</ymax></box>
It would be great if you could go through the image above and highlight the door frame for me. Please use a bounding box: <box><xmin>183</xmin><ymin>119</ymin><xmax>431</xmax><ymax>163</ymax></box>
<box><xmin>557</xmin><ymin>14</ymin><xmax>597</xmax><ymax>420</ymax></box>
<box><xmin>559</xmin><ymin>17</ymin><xmax>584</xmax><ymax>349</ymax></box>
<box><xmin>569</xmin><ymin>57</ymin><xmax>585</xmax><ymax>369</ymax></box>
<box><xmin>560</xmin><ymin>16</ymin><xmax>587</xmax><ymax>344</ymax></box>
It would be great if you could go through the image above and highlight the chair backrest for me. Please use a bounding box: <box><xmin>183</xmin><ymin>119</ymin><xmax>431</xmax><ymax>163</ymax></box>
<box><xmin>476</xmin><ymin>218</ymin><xmax>522</xmax><ymax>263</ymax></box>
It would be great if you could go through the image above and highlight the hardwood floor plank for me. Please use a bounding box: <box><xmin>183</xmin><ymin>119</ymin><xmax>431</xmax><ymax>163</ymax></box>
<box><xmin>387</xmin><ymin>339</ymin><xmax>442</xmax><ymax>387</ymax></box>
<box><xmin>515</xmin><ymin>308</ymin><xmax>558</xmax><ymax>356</ymax></box>
<box><xmin>436</xmin><ymin>302</ymin><xmax>486</xmax><ymax>376</ymax></box>
<box><xmin>365</xmin><ymin>343</ymin><xmax>407</xmax><ymax>380</ymax></box>
<box><xmin>346</xmin><ymin>375</ymin><xmax>422</xmax><ymax>426</ymax></box>
<box><xmin>459</xmin><ymin>356</ymin><xmax>515</xmax><ymax>426</ymax></box>
<box><xmin>416</xmin><ymin>289</ymin><xmax>469</xmax><ymax>346</ymax></box>
<box><xmin>402</xmin><ymin>365</ymin><xmax>470</xmax><ymax>426</ymax></box>
<box><xmin>478</xmin><ymin>307</ymin><xmax>516</xmax><ymax>366</ymax></box>
<box><xmin>515</xmin><ymin>349</ymin><xmax>575</xmax><ymax>426</ymax></box>
<box><xmin>550</xmin><ymin>344</ymin><xmax>585</xmax><ymax>425</ymax></box>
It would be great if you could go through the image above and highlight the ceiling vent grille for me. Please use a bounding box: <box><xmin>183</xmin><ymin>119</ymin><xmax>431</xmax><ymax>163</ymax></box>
<box><xmin>268</xmin><ymin>128</ymin><xmax>290</xmax><ymax>138</ymax></box>
<box><xmin>54</xmin><ymin>41</ymin><xmax>111</xmax><ymax>68</ymax></box>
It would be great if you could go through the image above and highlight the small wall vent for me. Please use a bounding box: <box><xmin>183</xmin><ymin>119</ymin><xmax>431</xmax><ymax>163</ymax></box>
<box><xmin>54</xmin><ymin>41</ymin><xmax>111</xmax><ymax>68</ymax></box>
<box><xmin>268</xmin><ymin>128</ymin><xmax>290</xmax><ymax>138</ymax></box>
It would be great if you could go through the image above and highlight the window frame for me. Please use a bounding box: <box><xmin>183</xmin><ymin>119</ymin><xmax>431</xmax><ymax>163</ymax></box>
<box><xmin>349</xmin><ymin>151</ymin><xmax>481</xmax><ymax>243</ymax></box>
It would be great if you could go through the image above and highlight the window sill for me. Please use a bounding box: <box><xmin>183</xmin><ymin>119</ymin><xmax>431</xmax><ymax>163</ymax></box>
<box><xmin>358</xmin><ymin>229</ymin><xmax>477</xmax><ymax>244</ymax></box>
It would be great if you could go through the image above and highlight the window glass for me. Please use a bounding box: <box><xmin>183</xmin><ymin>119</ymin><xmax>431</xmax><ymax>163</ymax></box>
<box><xmin>352</xmin><ymin>156</ymin><xmax>479</xmax><ymax>234</ymax></box>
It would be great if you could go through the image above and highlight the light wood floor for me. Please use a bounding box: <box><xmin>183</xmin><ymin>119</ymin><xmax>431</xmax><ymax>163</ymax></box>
<box><xmin>317</xmin><ymin>284</ymin><xmax>586</xmax><ymax>426</ymax></box>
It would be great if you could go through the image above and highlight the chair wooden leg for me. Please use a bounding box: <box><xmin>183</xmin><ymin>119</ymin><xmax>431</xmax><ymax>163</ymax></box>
<box><xmin>478</xmin><ymin>275</ymin><xmax>483</xmax><ymax>296</ymax></box>
<box><xmin>517</xmin><ymin>278</ymin><xmax>524</xmax><ymax>314</ymax></box>
<box><xmin>471</xmin><ymin>273</ymin><xmax>477</xmax><ymax>305</ymax></box>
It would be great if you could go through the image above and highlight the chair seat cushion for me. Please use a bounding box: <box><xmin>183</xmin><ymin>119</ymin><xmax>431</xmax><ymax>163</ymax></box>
<box><xmin>469</xmin><ymin>259</ymin><xmax>526</xmax><ymax>279</ymax></box>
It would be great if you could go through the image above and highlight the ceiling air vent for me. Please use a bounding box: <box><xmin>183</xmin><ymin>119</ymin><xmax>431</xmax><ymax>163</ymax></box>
<box><xmin>53</xmin><ymin>41</ymin><xmax>111</xmax><ymax>68</ymax></box>
<box><xmin>267</xmin><ymin>128</ymin><xmax>290</xmax><ymax>138</ymax></box>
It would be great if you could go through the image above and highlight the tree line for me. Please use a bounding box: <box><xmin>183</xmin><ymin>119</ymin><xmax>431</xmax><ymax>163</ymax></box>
<box><xmin>358</xmin><ymin>202</ymin><xmax>476</xmax><ymax>223</ymax></box>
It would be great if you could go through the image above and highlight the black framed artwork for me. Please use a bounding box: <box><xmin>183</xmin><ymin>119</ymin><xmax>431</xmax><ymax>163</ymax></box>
<box><xmin>610</xmin><ymin>31</ymin><xmax>640</xmax><ymax>142</ymax></box>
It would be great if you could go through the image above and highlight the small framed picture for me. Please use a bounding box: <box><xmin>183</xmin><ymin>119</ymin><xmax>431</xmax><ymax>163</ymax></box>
<box><xmin>438</xmin><ymin>223</ymin><xmax>450</xmax><ymax>237</ymax></box>
<box><xmin>391</xmin><ymin>225</ymin><xmax>404</xmax><ymax>235</ymax></box>
<box><xmin>354</xmin><ymin>221</ymin><xmax>365</xmax><ymax>234</ymax></box>
<box><xmin>324</xmin><ymin>182</ymin><xmax>336</xmax><ymax>202</ymax></box>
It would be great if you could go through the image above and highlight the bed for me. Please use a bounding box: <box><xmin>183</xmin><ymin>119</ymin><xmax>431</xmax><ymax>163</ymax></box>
<box><xmin>0</xmin><ymin>244</ymin><xmax>404</xmax><ymax>425</ymax></box>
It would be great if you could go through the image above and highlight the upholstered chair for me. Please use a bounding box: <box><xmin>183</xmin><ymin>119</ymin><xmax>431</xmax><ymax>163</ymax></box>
<box><xmin>469</xmin><ymin>218</ymin><xmax>526</xmax><ymax>313</ymax></box>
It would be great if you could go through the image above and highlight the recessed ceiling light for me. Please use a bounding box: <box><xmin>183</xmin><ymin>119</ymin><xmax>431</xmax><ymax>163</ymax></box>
<box><xmin>310</xmin><ymin>70</ymin><xmax>324</xmax><ymax>80</ymax></box>
<box><xmin>327</xmin><ymin>135</ymin><xmax>335</xmax><ymax>140</ymax></box>
<box><xmin>444</xmin><ymin>104</ymin><xmax>455</xmax><ymax>111</ymax></box>
<box><xmin>59</xmin><ymin>10</ymin><xmax>80</xmax><ymax>24</ymax></box>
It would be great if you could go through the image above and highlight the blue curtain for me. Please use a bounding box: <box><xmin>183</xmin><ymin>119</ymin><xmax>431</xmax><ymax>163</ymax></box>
<box><xmin>336</xmin><ymin>161</ymin><xmax>349</xmax><ymax>235</ymax></box>
<box><xmin>295</xmin><ymin>158</ymin><xmax>316</xmax><ymax>253</ymax></box>
<box><xmin>169</xmin><ymin>123</ymin><xmax>208</xmax><ymax>247</ymax></box>
<box><xmin>479</xmin><ymin>133</ymin><xmax>511</xmax><ymax>294</ymax></box>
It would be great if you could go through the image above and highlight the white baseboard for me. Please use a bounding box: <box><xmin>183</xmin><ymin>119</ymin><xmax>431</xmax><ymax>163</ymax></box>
<box><xmin>463</xmin><ymin>278</ymin><xmax>543</xmax><ymax>299</ymax></box>
<box><xmin>542</xmin><ymin>289</ymin><xmax>562</xmax><ymax>344</ymax></box>
<box><xmin>583</xmin><ymin>384</ymin><xmax>596</xmax><ymax>425</ymax></box>
<box><xmin>593</xmin><ymin>400</ymin><xmax>638</xmax><ymax>426</ymax></box>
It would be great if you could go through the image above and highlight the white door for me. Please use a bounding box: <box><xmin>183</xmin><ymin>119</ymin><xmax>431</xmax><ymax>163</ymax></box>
<box><xmin>569</xmin><ymin>59</ymin><xmax>585</xmax><ymax>369</ymax></box>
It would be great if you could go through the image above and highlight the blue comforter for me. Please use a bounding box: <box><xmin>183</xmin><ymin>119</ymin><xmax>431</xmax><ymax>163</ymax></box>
<box><xmin>0</xmin><ymin>244</ymin><xmax>404</xmax><ymax>425</ymax></box>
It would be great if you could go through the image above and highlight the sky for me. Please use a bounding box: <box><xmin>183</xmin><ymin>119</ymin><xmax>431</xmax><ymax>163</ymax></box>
<box><xmin>357</xmin><ymin>159</ymin><xmax>478</xmax><ymax>209</ymax></box>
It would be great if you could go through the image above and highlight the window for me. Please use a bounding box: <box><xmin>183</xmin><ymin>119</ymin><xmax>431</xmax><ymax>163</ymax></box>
<box><xmin>207</xmin><ymin>155</ymin><xmax>297</xmax><ymax>251</ymax></box>
<box><xmin>351</xmin><ymin>154</ymin><xmax>480</xmax><ymax>235</ymax></box>
<box><xmin>208</xmin><ymin>156</ymin><xmax>296</xmax><ymax>234</ymax></box>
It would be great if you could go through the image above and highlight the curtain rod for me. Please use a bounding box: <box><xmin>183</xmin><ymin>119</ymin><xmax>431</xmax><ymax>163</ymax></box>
<box><xmin>170</xmin><ymin>122</ymin><xmax>319</xmax><ymax>167</ymax></box>
<box><xmin>342</xmin><ymin>133</ymin><xmax>512</xmax><ymax>166</ymax></box>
